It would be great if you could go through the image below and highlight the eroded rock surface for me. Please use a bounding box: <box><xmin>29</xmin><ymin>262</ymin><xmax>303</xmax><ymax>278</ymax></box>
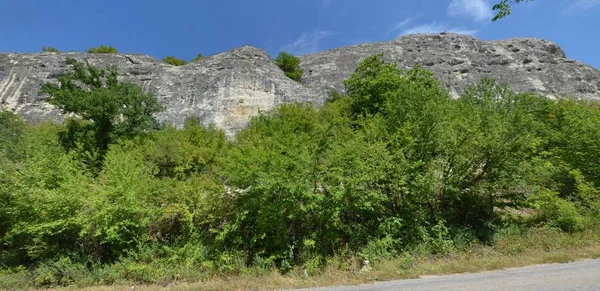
<box><xmin>0</xmin><ymin>46</ymin><xmax>320</xmax><ymax>136</ymax></box>
<box><xmin>300</xmin><ymin>33</ymin><xmax>600</xmax><ymax>100</ymax></box>
<box><xmin>1</xmin><ymin>34</ymin><xmax>599</xmax><ymax>134</ymax></box>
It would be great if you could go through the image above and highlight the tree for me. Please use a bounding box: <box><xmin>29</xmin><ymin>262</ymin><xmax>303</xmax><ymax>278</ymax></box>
<box><xmin>274</xmin><ymin>52</ymin><xmax>304</xmax><ymax>82</ymax></box>
<box><xmin>0</xmin><ymin>111</ymin><xmax>26</xmax><ymax>161</ymax></box>
<box><xmin>42</xmin><ymin>46</ymin><xmax>61</xmax><ymax>53</ymax></box>
<box><xmin>221</xmin><ymin>102</ymin><xmax>398</xmax><ymax>266</ymax></box>
<box><xmin>40</xmin><ymin>58</ymin><xmax>164</xmax><ymax>169</ymax></box>
<box><xmin>87</xmin><ymin>45</ymin><xmax>118</xmax><ymax>54</ymax></box>
<box><xmin>1</xmin><ymin>123</ymin><xmax>92</xmax><ymax>265</ymax></box>
<box><xmin>343</xmin><ymin>53</ymin><xmax>405</xmax><ymax>117</ymax></box>
<box><xmin>492</xmin><ymin>0</ymin><xmax>533</xmax><ymax>21</ymax></box>
<box><xmin>191</xmin><ymin>53</ymin><xmax>205</xmax><ymax>62</ymax></box>
<box><xmin>162</xmin><ymin>56</ymin><xmax>187</xmax><ymax>66</ymax></box>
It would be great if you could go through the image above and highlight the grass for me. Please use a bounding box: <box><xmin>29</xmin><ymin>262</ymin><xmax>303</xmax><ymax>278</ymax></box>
<box><xmin>3</xmin><ymin>225</ymin><xmax>600</xmax><ymax>291</ymax></box>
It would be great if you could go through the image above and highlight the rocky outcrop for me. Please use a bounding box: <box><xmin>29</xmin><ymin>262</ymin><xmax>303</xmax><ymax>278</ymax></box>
<box><xmin>0</xmin><ymin>46</ymin><xmax>320</xmax><ymax>136</ymax></box>
<box><xmin>1</xmin><ymin>34</ymin><xmax>600</xmax><ymax>135</ymax></box>
<box><xmin>300</xmin><ymin>33</ymin><xmax>600</xmax><ymax>100</ymax></box>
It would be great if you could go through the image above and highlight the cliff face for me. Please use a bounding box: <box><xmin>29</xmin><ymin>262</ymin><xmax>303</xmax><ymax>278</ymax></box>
<box><xmin>0</xmin><ymin>46</ymin><xmax>320</xmax><ymax>136</ymax></box>
<box><xmin>300</xmin><ymin>34</ymin><xmax>600</xmax><ymax>100</ymax></box>
<box><xmin>1</xmin><ymin>34</ymin><xmax>600</xmax><ymax>134</ymax></box>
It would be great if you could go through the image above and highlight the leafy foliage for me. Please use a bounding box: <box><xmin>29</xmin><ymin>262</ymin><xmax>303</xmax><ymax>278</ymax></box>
<box><xmin>274</xmin><ymin>52</ymin><xmax>303</xmax><ymax>82</ymax></box>
<box><xmin>492</xmin><ymin>0</ymin><xmax>533</xmax><ymax>21</ymax></box>
<box><xmin>86</xmin><ymin>45</ymin><xmax>118</xmax><ymax>54</ymax></box>
<box><xmin>162</xmin><ymin>56</ymin><xmax>187</xmax><ymax>66</ymax></box>
<box><xmin>191</xmin><ymin>53</ymin><xmax>205</xmax><ymax>62</ymax></box>
<box><xmin>344</xmin><ymin>53</ymin><xmax>406</xmax><ymax>116</ymax></box>
<box><xmin>40</xmin><ymin>59</ymin><xmax>164</xmax><ymax>170</ymax></box>
<box><xmin>42</xmin><ymin>47</ymin><xmax>60</xmax><ymax>53</ymax></box>
<box><xmin>0</xmin><ymin>111</ymin><xmax>26</xmax><ymax>160</ymax></box>
<box><xmin>0</xmin><ymin>123</ymin><xmax>92</xmax><ymax>265</ymax></box>
<box><xmin>2</xmin><ymin>53</ymin><xmax>600</xmax><ymax>287</ymax></box>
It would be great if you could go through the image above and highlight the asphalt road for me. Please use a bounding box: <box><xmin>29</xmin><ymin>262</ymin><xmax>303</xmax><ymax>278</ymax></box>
<box><xmin>293</xmin><ymin>259</ymin><xmax>600</xmax><ymax>291</ymax></box>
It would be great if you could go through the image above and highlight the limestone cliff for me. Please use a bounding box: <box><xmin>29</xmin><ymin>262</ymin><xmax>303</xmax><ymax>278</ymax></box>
<box><xmin>0</xmin><ymin>46</ymin><xmax>320</xmax><ymax>136</ymax></box>
<box><xmin>1</xmin><ymin>34</ymin><xmax>599</xmax><ymax>134</ymax></box>
<box><xmin>300</xmin><ymin>34</ymin><xmax>600</xmax><ymax>100</ymax></box>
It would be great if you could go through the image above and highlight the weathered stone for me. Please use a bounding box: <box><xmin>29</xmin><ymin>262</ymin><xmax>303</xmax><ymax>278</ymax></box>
<box><xmin>0</xmin><ymin>46</ymin><xmax>320</xmax><ymax>136</ymax></box>
<box><xmin>1</xmin><ymin>34</ymin><xmax>599</xmax><ymax>135</ymax></box>
<box><xmin>299</xmin><ymin>33</ymin><xmax>600</xmax><ymax>100</ymax></box>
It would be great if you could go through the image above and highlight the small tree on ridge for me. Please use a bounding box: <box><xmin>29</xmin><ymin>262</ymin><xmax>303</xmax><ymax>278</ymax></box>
<box><xmin>274</xmin><ymin>51</ymin><xmax>303</xmax><ymax>83</ymax></box>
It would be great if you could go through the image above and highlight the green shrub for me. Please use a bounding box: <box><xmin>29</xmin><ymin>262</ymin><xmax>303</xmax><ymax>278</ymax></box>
<box><xmin>0</xmin><ymin>111</ymin><xmax>26</xmax><ymax>161</ymax></box>
<box><xmin>357</xmin><ymin>236</ymin><xmax>396</xmax><ymax>263</ymax></box>
<box><xmin>40</xmin><ymin>59</ymin><xmax>164</xmax><ymax>171</ymax></box>
<box><xmin>0</xmin><ymin>267</ymin><xmax>30</xmax><ymax>289</ymax></box>
<box><xmin>421</xmin><ymin>221</ymin><xmax>455</xmax><ymax>255</ymax></box>
<box><xmin>78</xmin><ymin>144</ymin><xmax>158</xmax><ymax>261</ymax></box>
<box><xmin>32</xmin><ymin>257</ymin><xmax>90</xmax><ymax>287</ymax></box>
<box><xmin>42</xmin><ymin>46</ymin><xmax>60</xmax><ymax>53</ymax></box>
<box><xmin>550</xmin><ymin>100</ymin><xmax>600</xmax><ymax>187</ymax></box>
<box><xmin>1</xmin><ymin>123</ymin><xmax>92</xmax><ymax>266</ymax></box>
<box><xmin>191</xmin><ymin>53</ymin><xmax>205</xmax><ymax>62</ymax></box>
<box><xmin>87</xmin><ymin>45</ymin><xmax>118</xmax><ymax>54</ymax></box>
<box><xmin>162</xmin><ymin>56</ymin><xmax>187</xmax><ymax>66</ymax></box>
<box><xmin>530</xmin><ymin>190</ymin><xmax>586</xmax><ymax>232</ymax></box>
<box><xmin>3</xmin><ymin>53</ymin><xmax>600</xmax><ymax>287</ymax></box>
<box><xmin>274</xmin><ymin>52</ymin><xmax>303</xmax><ymax>82</ymax></box>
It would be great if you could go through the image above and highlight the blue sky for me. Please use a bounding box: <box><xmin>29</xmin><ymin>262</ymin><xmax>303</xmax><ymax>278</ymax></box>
<box><xmin>1</xmin><ymin>0</ymin><xmax>599</xmax><ymax>68</ymax></box>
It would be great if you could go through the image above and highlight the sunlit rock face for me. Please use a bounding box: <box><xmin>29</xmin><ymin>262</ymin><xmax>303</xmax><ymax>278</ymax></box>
<box><xmin>0</xmin><ymin>46</ymin><xmax>320</xmax><ymax>136</ymax></box>
<box><xmin>300</xmin><ymin>33</ymin><xmax>600</xmax><ymax>100</ymax></box>
<box><xmin>2</xmin><ymin>34</ymin><xmax>599</xmax><ymax>135</ymax></box>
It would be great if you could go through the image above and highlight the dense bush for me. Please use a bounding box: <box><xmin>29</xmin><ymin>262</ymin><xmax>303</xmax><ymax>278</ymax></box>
<box><xmin>2</xmin><ymin>54</ymin><xmax>600</xmax><ymax>286</ymax></box>
<box><xmin>42</xmin><ymin>47</ymin><xmax>60</xmax><ymax>53</ymax></box>
<box><xmin>40</xmin><ymin>59</ymin><xmax>164</xmax><ymax>171</ymax></box>
<box><xmin>162</xmin><ymin>56</ymin><xmax>187</xmax><ymax>66</ymax></box>
<box><xmin>87</xmin><ymin>45</ymin><xmax>118</xmax><ymax>54</ymax></box>
<box><xmin>191</xmin><ymin>53</ymin><xmax>205</xmax><ymax>62</ymax></box>
<box><xmin>274</xmin><ymin>52</ymin><xmax>303</xmax><ymax>82</ymax></box>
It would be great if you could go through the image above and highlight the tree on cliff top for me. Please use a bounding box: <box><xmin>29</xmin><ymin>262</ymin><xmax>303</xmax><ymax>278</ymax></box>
<box><xmin>42</xmin><ymin>46</ymin><xmax>61</xmax><ymax>53</ymax></box>
<box><xmin>274</xmin><ymin>51</ymin><xmax>303</xmax><ymax>83</ymax></box>
<box><xmin>162</xmin><ymin>56</ymin><xmax>187</xmax><ymax>66</ymax></box>
<box><xmin>191</xmin><ymin>53</ymin><xmax>205</xmax><ymax>62</ymax></box>
<box><xmin>87</xmin><ymin>45</ymin><xmax>118</xmax><ymax>54</ymax></box>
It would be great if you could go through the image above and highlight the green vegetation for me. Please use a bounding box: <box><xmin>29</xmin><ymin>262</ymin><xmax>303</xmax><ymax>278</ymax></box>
<box><xmin>42</xmin><ymin>47</ymin><xmax>61</xmax><ymax>53</ymax></box>
<box><xmin>87</xmin><ymin>45</ymin><xmax>118</xmax><ymax>54</ymax></box>
<box><xmin>191</xmin><ymin>53</ymin><xmax>205</xmax><ymax>62</ymax></box>
<box><xmin>493</xmin><ymin>0</ymin><xmax>533</xmax><ymax>20</ymax></box>
<box><xmin>13</xmin><ymin>227</ymin><xmax>598</xmax><ymax>291</ymax></box>
<box><xmin>162</xmin><ymin>56</ymin><xmax>187</xmax><ymax>66</ymax></box>
<box><xmin>163</xmin><ymin>53</ymin><xmax>206</xmax><ymax>66</ymax></box>
<box><xmin>274</xmin><ymin>51</ymin><xmax>303</xmax><ymax>82</ymax></box>
<box><xmin>40</xmin><ymin>58</ymin><xmax>164</xmax><ymax>172</ymax></box>
<box><xmin>2</xmin><ymin>54</ymin><xmax>600</xmax><ymax>289</ymax></box>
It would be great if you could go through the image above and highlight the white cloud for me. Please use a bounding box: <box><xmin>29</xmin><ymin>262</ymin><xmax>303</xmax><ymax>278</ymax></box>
<box><xmin>280</xmin><ymin>30</ymin><xmax>334</xmax><ymax>55</ymax></box>
<box><xmin>387</xmin><ymin>18</ymin><xmax>411</xmax><ymax>34</ymax></box>
<box><xmin>399</xmin><ymin>22</ymin><xmax>479</xmax><ymax>36</ymax></box>
<box><xmin>448</xmin><ymin>0</ymin><xmax>493</xmax><ymax>21</ymax></box>
<box><xmin>562</xmin><ymin>0</ymin><xmax>600</xmax><ymax>14</ymax></box>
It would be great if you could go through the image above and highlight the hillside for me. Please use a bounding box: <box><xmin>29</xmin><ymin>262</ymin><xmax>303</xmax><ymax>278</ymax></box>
<box><xmin>1</xmin><ymin>33</ymin><xmax>599</xmax><ymax>134</ymax></box>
